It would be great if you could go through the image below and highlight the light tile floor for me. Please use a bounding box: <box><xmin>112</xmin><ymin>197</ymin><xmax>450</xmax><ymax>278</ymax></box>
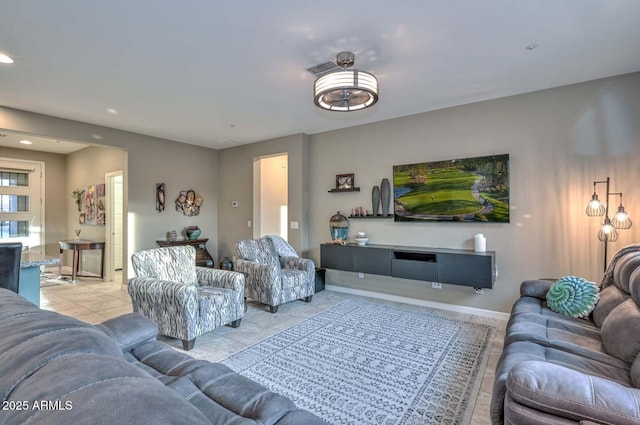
<box><xmin>39</xmin><ymin>269</ymin><xmax>505</xmax><ymax>425</ymax></box>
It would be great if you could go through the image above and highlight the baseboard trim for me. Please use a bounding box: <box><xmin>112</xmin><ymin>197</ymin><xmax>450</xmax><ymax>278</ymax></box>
<box><xmin>325</xmin><ymin>284</ymin><xmax>510</xmax><ymax>321</ymax></box>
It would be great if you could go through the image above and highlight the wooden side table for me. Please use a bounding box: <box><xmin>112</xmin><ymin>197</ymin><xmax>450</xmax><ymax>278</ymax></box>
<box><xmin>58</xmin><ymin>239</ymin><xmax>105</xmax><ymax>283</ymax></box>
<box><xmin>156</xmin><ymin>238</ymin><xmax>214</xmax><ymax>268</ymax></box>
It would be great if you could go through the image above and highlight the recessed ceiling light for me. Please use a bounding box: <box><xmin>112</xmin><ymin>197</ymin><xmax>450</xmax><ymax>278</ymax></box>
<box><xmin>525</xmin><ymin>44</ymin><xmax>539</xmax><ymax>51</ymax></box>
<box><xmin>19</xmin><ymin>140</ymin><xmax>33</xmax><ymax>145</ymax></box>
<box><xmin>0</xmin><ymin>53</ymin><xmax>14</xmax><ymax>64</ymax></box>
<box><xmin>106</xmin><ymin>108</ymin><xmax>118</xmax><ymax>115</ymax></box>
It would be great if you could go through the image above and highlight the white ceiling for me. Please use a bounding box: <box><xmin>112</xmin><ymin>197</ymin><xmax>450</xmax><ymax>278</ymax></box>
<box><xmin>1</xmin><ymin>1</ymin><xmax>639</xmax><ymax>151</ymax></box>
<box><xmin>0</xmin><ymin>131</ymin><xmax>89</xmax><ymax>154</ymax></box>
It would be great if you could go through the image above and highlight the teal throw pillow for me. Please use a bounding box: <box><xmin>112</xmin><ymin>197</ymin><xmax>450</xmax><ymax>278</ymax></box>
<box><xmin>546</xmin><ymin>276</ymin><xmax>599</xmax><ymax>318</ymax></box>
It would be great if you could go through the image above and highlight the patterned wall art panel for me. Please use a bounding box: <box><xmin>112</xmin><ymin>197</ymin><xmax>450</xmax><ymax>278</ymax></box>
<box><xmin>81</xmin><ymin>183</ymin><xmax>105</xmax><ymax>226</ymax></box>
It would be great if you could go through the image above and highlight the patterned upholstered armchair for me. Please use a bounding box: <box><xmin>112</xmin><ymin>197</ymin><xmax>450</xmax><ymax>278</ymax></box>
<box><xmin>128</xmin><ymin>245</ymin><xmax>245</xmax><ymax>350</ymax></box>
<box><xmin>235</xmin><ymin>235</ymin><xmax>315</xmax><ymax>313</ymax></box>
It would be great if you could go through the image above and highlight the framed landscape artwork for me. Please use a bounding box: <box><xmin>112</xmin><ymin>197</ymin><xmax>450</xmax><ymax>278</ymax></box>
<box><xmin>393</xmin><ymin>154</ymin><xmax>510</xmax><ymax>223</ymax></box>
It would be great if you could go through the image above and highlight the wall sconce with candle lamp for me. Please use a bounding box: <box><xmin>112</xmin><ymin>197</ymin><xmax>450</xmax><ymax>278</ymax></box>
<box><xmin>586</xmin><ymin>177</ymin><xmax>632</xmax><ymax>271</ymax></box>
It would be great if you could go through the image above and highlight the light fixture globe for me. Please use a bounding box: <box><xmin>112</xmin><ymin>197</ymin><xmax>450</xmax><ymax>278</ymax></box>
<box><xmin>611</xmin><ymin>204</ymin><xmax>632</xmax><ymax>229</ymax></box>
<box><xmin>585</xmin><ymin>193</ymin><xmax>605</xmax><ymax>216</ymax></box>
<box><xmin>598</xmin><ymin>218</ymin><xmax>619</xmax><ymax>242</ymax></box>
<box><xmin>313</xmin><ymin>51</ymin><xmax>379</xmax><ymax>112</ymax></box>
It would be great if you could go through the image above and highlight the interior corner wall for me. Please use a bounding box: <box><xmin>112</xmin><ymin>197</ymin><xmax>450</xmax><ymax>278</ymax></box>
<box><xmin>64</xmin><ymin>145</ymin><xmax>126</xmax><ymax>274</ymax></box>
<box><xmin>217</xmin><ymin>134</ymin><xmax>310</xmax><ymax>259</ymax></box>
<box><xmin>0</xmin><ymin>107</ymin><xmax>220</xmax><ymax>281</ymax></box>
<box><xmin>0</xmin><ymin>146</ymin><xmax>66</xmax><ymax>257</ymax></box>
<box><xmin>309</xmin><ymin>72</ymin><xmax>640</xmax><ymax>313</ymax></box>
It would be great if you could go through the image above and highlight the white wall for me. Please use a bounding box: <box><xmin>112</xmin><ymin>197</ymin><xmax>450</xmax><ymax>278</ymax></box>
<box><xmin>307</xmin><ymin>73</ymin><xmax>640</xmax><ymax>313</ymax></box>
<box><xmin>2</xmin><ymin>72</ymin><xmax>639</xmax><ymax>313</ymax></box>
<box><xmin>218</xmin><ymin>134</ymin><xmax>309</xmax><ymax>259</ymax></box>
<box><xmin>0</xmin><ymin>107</ymin><xmax>220</xmax><ymax>281</ymax></box>
<box><xmin>65</xmin><ymin>146</ymin><xmax>126</xmax><ymax>275</ymax></box>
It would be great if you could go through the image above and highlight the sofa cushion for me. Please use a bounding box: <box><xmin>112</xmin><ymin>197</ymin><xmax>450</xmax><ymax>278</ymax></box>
<box><xmin>613</xmin><ymin>251</ymin><xmax>640</xmax><ymax>293</ymax></box>
<box><xmin>503</xmin><ymin>312</ymin><xmax>631</xmax><ymax>368</ymax></box>
<box><xmin>507</xmin><ymin>360</ymin><xmax>640</xmax><ymax>425</ymax></box>
<box><xmin>491</xmin><ymin>340</ymin><xmax>633</xmax><ymax>425</ymax></box>
<box><xmin>601</xmin><ymin>298</ymin><xmax>640</xmax><ymax>364</ymax></box>
<box><xmin>96</xmin><ymin>312</ymin><xmax>158</xmax><ymax>351</ymax></box>
<box><xmin>127</xmin><ymin>339</ymin><xmax>326</xmax><ymax>424</ymax></box>
<box><xmin>631</xmin><ymin>352</ymin><xmax>640</xmax><ymax>388</ymax></box>
<box><xmin>546</xmin><ymin>276</ymin><xmax>599</xmax><ymax>318</ymax></box>
<box><xmin>592</xmin><ymin>284</ymin><xmax>628</xmax><ymax>328</ymax></box>
<box><xmin>6</xmin><ymin>353</ymin><xmax>211</xmax><ymax>425</ymax></box>
<box><xmin>590</xmin><ymin>252</ymin><xmax>640</xmax><ymax>328</ymax></box>
<box><xmin>629</xmin><ymin>266</ymin><xmax>640</xmax><ymax>305</ymax></box>
<box><xmin>0</xmin><ymin>288</ymin><xmax>212</xmax><ymax>425</ymax></box>
<box><xmin>509</xmin><ymin>296</ymin><xmax>597</xmax><ymax>327</ymax></box>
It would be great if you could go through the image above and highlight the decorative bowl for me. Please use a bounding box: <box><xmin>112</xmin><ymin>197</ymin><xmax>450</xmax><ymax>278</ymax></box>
<box><xmin>354</xmin><ymin>237</ymin><xmax>369</xmax><ymax>246</ymax></box>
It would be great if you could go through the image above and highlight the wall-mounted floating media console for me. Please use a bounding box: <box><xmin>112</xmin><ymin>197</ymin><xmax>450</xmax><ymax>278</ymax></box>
<box><xmin>320</xmin><ymin>243</ymin><xmax>496</xmax><ymax>289</ymax></box>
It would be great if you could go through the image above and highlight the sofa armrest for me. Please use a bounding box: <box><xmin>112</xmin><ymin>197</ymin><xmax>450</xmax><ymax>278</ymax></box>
<box><xmin>196</xmin><ymin>267</ymin><xmax>245</xmax><ymax>293</ymax></box>
<box><xmin>508</xmin><ymin>360</ymin><xmax>640</xmax><ymax>425</ymax></box>
<box><xmin>96</xmin><ymin>312</ymin><xmax>158</xmax><ymax>351</ymax></box>
<box><xmin>520</xmin><ymin>279</ymin><xmax>555</xmax><ymax>300</ymax></box>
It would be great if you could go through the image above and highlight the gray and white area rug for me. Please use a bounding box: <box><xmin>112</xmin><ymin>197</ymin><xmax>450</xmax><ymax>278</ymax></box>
<box><xmin>222</xmin><ymin>300</ymin><xmax>495</xmax><ymax>425</ymax></box>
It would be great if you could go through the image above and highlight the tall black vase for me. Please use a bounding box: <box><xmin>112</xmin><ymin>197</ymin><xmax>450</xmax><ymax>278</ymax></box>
<box><xmin>372</xmin><ymin>185</ymin><xmax>380</xmax><ymax>216</ymax></box>
<box><xmin>381</xmin><ymin>178</ymin><xmax>391</xmax><ymax>216</ymax></box>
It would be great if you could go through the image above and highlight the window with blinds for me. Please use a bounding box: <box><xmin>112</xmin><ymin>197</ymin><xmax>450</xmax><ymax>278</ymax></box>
<box><xmin>0</xmin><ymin>160</ymin><xmax>42</xmax><ymax>250</ymax></box>
<box><xmin>0</xmin><ymin>171</ymin><xmax>29</xmax><ymax>187</ymax></box>
<box><xmin>0</xmin><ymin>220</ymin><xmax>29</xmax><ymax>238</ymax></box>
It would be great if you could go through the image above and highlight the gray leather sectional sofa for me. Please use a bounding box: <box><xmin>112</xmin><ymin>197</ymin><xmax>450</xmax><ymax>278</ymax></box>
<box><xmin>0</xmin><ymin>288</ymin><xmax>326</xmax><ymax>425</ymax></box>
<box><xmin>491</xmin><ymin>246</ymin><xmax>640</xmax><ymax>425</ymax></box>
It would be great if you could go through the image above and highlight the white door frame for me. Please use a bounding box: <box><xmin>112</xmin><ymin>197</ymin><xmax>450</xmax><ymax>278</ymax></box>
<box><xmin>104</xmin><ymin>170</ymin><xmax>123</xmax><ymax>282</ymax></box>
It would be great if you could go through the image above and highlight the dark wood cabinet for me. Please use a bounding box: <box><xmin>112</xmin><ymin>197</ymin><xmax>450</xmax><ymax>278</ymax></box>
<box><xmin>156</xmin><ymin>238</ymin><xmax>214</xmax><ymax>268</ymax></box>
<box><xmin>320</xmin><ymin>243</ymin><xmax>495</xmax><ymax>289</ymax></box>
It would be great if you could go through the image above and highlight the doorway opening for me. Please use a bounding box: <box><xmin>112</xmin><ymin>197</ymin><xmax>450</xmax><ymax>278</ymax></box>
<box><xmin>253</xmin><ymin>153</ymin><xmax>288</xmax><ymax>240</ymax></box>
<box><xmin>105</xmin><ymin>171</ymin><xmax>123</xmax><ymax>282</ymax></box>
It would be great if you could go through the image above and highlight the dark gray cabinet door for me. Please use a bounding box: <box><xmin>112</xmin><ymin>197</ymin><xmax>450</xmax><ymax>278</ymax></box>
<box><xmin>320</xmin><ymin>244</ymin><xmax>354</xmax><ymax>271</ymax></box>
<box><xmin>354</xmin><ymin>247</ymin><xmax>392</xmax><ymax>275</ymax></box>
<box><xmin>391</xmin><ymin>259</ymin><xmax>438</xmax><ymax>281</ymax></box>
<box><xmin>437</xmin><ymin>253</ymin><xmax>494</xmax><ymax>288</ymax></box>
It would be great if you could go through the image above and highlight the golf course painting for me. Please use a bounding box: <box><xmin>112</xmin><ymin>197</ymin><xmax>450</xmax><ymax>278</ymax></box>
<box><xmin>393</xmin><ymin>154</ymin><xmax>509</xmax><ymax>223</ymax></box>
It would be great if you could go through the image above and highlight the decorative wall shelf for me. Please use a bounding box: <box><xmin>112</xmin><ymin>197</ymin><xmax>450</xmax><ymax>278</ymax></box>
<box><xmin>328</xmin><ymin>188</ymin><xmax>360</xmax><ymax>193</ymax></box>
<box><xmin>349</xmin><ymin>214</ymin><xmax>394</xmax><ymax>219</ymax></box>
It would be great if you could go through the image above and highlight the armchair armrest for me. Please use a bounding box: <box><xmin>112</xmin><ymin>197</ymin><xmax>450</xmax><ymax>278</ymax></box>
<box><xmin>96</xmin><ymin>312</ymin><xmax>158</xmax><ymax>351</ymax></box>
<box><xmin>520</xmin><ymin>279</ymin><xmax>555</xmax><ymax>300</ymax></box>
<box><xmin>508</xmin><ymin>360</ymin><xmax>640</xmax><ymax>425</ymax></box>
<box><xmin>196</xmin><ymin>267</ymin><xmax>245</xmax><ymax>293</ymax></box>
<box><xmin>234</xmin><ymin>259</ymin><xmax>280</xmax><ymax>280</ymax></box>
<box><xmin>281</xmin><ymin>256</ymin><xmax>315</xmax><ymax>272</ymax></box>
<box><xmin>128</xmin><ymin>277</ymin><xmax>199</xmax><ymax>323</ymax></box>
